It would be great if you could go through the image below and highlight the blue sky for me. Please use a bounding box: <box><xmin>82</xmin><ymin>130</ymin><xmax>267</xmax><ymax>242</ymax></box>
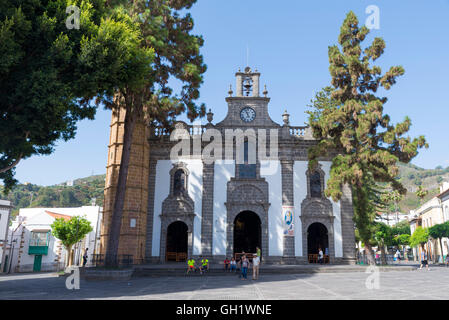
<box><xmin>13</xmin><ymin>0</ymin><xmax>449</xmax><ymax>186</ymax></box>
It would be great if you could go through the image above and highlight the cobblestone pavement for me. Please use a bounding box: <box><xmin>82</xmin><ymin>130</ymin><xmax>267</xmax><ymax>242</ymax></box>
<box><xmin>1</xmin><ymin>266</ymin><xmax>448</xmax><ymax>300</ymax></box>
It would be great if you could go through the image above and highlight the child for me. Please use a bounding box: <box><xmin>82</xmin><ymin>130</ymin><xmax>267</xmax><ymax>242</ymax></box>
<box><xmin>224</xmin><ymin>258</ymin><xmax>230</xmax><ymax>272</ymax></box>
<box><xmin>230</xmin><ymin>258</ymin><xmax>237</xmax><ymax>272</ymax></box>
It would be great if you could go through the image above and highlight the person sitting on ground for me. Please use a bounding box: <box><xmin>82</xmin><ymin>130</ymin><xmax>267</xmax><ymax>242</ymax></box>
<box><xmin>200</xmin><ymin>256</ymin><xmax>209</xmax><ymax>274</ymax></box>
<box><xmin>186</xmin><ymin>258</ymin><xmax>196</xmax><ymax>274</ymax></box>
<box><xmin>224</xmin><ymin>257</ymin><xmax>230</xmax><ymax>272</ymax></box>
<box><xmin>318</xmin><ymin>248</ymin><xmax>324</xmax><ymax>264</ymax></box>
<box><xmin>230</xmin><ymin>258</ymin><xmax>237</xmax><ymax>272</ymax></box>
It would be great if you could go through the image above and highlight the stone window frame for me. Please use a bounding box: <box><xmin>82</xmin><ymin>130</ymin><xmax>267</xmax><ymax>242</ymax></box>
<box><xmin>169</xmin><ymin>162</ymin><xmax>190</xmax><ymax>196</ymax></box>
<box><xmin>305</xmin><ymin>166</ymin><xmax>326</xmax><ymax>199</ymax></box>
<box><xmin>235</xmin><ymin>138</ymin><xmax>259</xmax><ymax>179</ymax></box>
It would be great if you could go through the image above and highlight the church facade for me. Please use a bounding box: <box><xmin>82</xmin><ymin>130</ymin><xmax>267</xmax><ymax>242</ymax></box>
<box><xmin>100</xmin><ymin>67</ymin><xmax>356</xmax><ymax>264</ymax></box>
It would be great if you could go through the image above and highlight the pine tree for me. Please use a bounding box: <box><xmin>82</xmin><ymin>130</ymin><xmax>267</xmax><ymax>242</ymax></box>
<box><xmin>104</xmin><ymin>0</ymin><xmax>206</xmax><ymax>266</ymax></box>
<box><xmin>307</xmin><ymin>12</ymin><xmax>428</xmax><ymax>264</ymax></box>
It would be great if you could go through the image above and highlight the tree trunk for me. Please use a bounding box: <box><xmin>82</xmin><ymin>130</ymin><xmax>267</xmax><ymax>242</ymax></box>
<box><xmin>105</xmin><ymin>106</ymin><xmax>138</xmax><ymax>267</ymax></box>
<box><xmin>439</xmin><ymin>238</ymin><xmax>444</xmax><ymax>264</ymax></box>
<box><xmin>364</xmin><ymin>243</ymin><xmax>376</xmax><ymax>265</ymax></box>
<box><xmin>66</xmin><ymin>244</ymin><xmax>73</xmax><ymax>267</ymax></box>
<box><xmin>380</xmin><ymin>244</ymin><xmax>387</xmax><ymax>265</ymax></box>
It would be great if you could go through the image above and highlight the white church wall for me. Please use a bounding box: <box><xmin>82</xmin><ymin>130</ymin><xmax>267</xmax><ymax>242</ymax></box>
<box><xmin>212</xmin><ymin>160</ymin><xmax>235</xmax><ymax>255</ymax></box>
<box><xmin>260</xmin><ymin>160</ymin><xmax>283</xmax><ymax>256</ymax></box>
<box><xmin>151</xmin><ymin>159</ymin><xmax>203</xmax><ymax>256</ymax></box>
<box><xmin>293</xmin><ymin>161</ymin><xmax>307</xmax><ymax>257</ymax></box>
<box><xmin>320</xmin><ymin>161</ymin><xmax>343</xmax><ymax>258</ymax></box>
<box><xmin>187</xmin><ymin>160</ymin><xmax>204</xmax><ymax>255</ymax></box>
<box><xmin>151</xmin><ymin>160</ymin><xmax>171</xmax><ymax>256</ymax></box>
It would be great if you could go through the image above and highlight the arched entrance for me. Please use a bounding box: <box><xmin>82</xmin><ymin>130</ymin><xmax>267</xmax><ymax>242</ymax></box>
<box><xmin>166</xmin><ymin>221</ymin><xmax>188</xmax><ymax>262</ymax></box>
<box><xmin>307</xmin><ymin>222</ymin><xmax>329</xmax><ymax>263</ymax></box>
<box><xmin>233</xmin><ymin>211</ymin><xmax>261</xmax><ymax>256</ymax></box>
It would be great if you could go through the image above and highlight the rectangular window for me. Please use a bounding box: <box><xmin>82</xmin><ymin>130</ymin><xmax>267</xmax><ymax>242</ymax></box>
<box><xmin>30</xmin><ymin>232</ymin><xmax>49</xmax><ymax>246</ymax></box>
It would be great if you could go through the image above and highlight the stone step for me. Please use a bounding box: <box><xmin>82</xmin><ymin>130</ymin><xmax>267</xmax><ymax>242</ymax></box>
<box><xmin>132</xmin><ymin>265</ymin><xmax>416</xmax><ymax>277</ymax></box>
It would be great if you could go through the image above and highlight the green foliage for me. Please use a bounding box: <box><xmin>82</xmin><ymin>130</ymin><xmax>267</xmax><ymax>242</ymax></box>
<box><xmin>410</xmin><ymin>227</ymin><xmax>429</xmax><ymax>248</ymax></box>
<box><xmin>428</xmin><ymin>222</ymin><xmax>449</xmax><ymax>240</ymax></box>
<box><xmin>395</xmin><ymin>233</ymin><xmax>410</xmax><ymax>246</ymax></box>
<box><xmin>391</xmin><ymin>220</ymin><xmax>411</xmax><ymax>236</ymax></box>
<box><xmin>0</xmin><ymin>175</ymin><xmax>105</xmax><ymax>220</ymax></box>
<box><xmin>374</xmin><ymin>222</ymin><xmax>394</xmax><ymax>247</ymax></box>
<box><xmin>0</xmin><ymin>0</ymin><xmax>153</xmax><ymax>192</ymax></box>
<box><xmin>307</xmin><ymin>12</ymin><xmax>427</xmax><ymax>244</ymax></box>
<box><xmin>415</xmin><ymin>186</ymin><xmax>428</xmax><ymax>204</ymax></box>
<box><xmin>51</xmin><ymin>215</ymin><xmax>93</xmax><ymax>249</ymax></box>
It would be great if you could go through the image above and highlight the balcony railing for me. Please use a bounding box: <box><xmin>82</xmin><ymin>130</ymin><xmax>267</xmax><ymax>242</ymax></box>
<box><xmin>29</xmin><ymin>238</ymin><xmax>48</xmax><ymax>246</ymax></box>
<box><xmin>150</xmin><ymin>124</ymin><xmax>310</xmax><ymax>138</ymax></box>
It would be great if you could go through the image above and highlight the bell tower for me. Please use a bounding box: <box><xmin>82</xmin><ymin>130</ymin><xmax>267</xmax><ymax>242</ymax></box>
<box><xmin>235</xmin><ymin>66</ymin><xmax>260</xmax><ymax>97</ymax></box>
<box><xmin>216</xmin><ymin>67</ymin><xmax>279</xmax><ymax>128</ymax></box>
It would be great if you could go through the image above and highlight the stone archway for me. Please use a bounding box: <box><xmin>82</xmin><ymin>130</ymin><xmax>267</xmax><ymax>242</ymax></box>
<box><xmin>159</xmin><ymin>214</ymin><xmax>195</xmax><ymax>263</ymax></box>
<box><xmin>307</xmin><ymin>222</ymin><xmax>329</xmax><ymax>257</ymax></box>
<box><xmin>233</xmin><ymin>211</ymin><xmax>261</xmax><ymax>255</ymax></box>
<box><xmin>166</xmin><ymin>221</ymin><xmax>188</xmax><ymax>262</ymax></box>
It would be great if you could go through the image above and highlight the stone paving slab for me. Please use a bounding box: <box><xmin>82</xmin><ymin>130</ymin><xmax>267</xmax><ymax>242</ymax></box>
<box><xmin>0</xmin><ymin>266</ymin><xmax>448</xmax><ymax>300</ymax></box>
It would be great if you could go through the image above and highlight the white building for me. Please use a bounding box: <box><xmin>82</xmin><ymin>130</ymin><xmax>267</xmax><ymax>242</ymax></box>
<box><xmin>7</xmin><ymin>206</ymin><xmax>102</xmax><ymax>273</ymax></box>
<box><xmin>438</xmin><ymin>182</ymin><xmax>449</xmax><ymax>222</ymax></box>
<box><xmin>0</xmin><ymin>200</ymin><xmax>12</xmax><ymax>272</ymax></box>
<box><xmin>375</xmin><ymin>212</ymin><xmax>408</xmax><ymax>227</ymax></box>
<box><xmin>408</xmin><ymin>181</ymin><xmax>449</xmax><ymax>262</ymax></box>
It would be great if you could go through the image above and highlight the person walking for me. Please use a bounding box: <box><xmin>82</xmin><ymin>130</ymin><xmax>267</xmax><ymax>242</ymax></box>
<box><xmin>82</xmin><ymin>248</ymin><xmax>89</xmax><ymax>267</ymax></box>
<box><xmin>419</xmin><ymin>250</ymin><xmax>429</xmax><ymax>270</ymax></box>
<box><xmin>445</xmin><ymin>253</ymin><xmax>449</xmax><ymax>267</ymax></box>
<box><xmin>252</xmin><ymin>254</ymin><xmax>260</xmax><ymax>280</ymax></box>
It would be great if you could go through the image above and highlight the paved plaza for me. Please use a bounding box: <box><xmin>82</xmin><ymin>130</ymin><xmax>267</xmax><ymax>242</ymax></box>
<box><xmin>1</xmin><ymin>266</ymin><xmax>449</xmax><ymax>300</ymax></box>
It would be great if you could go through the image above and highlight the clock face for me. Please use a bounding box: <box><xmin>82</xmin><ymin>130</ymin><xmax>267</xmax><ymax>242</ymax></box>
<box><xmin>240</xmin><ymin>107</ymin><xmax>256</xmax><ymax>123</ymax></box>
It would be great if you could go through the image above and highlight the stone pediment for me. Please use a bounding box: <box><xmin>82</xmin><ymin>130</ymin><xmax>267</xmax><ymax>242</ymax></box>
<box><xmin>301</xmin><ymin>197</ymin><xmax>333</xmax><ymax>217</ymax></box>
<box><xmin>162</xmin><ymin>193</ymin><xmax>194</xmax><ymax>216</ymax></box>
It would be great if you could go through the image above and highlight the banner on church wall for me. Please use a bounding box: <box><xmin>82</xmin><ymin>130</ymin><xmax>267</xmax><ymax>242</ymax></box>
<box><xmin>282</xmin><ymin>206</ymin><xmax>294</xmax><ymax>236</ymax></box>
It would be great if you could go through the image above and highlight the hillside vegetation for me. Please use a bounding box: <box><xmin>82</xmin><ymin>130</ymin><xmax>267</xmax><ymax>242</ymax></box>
<box><xmin>0</xmin><ymin>175</ymin><xmax>106</xmax><ymax>220</ymax></box>
<box><xmin>1</xmin><ymin>162</ymin><xmax>448</xmax><ymax>221</ymax></box>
